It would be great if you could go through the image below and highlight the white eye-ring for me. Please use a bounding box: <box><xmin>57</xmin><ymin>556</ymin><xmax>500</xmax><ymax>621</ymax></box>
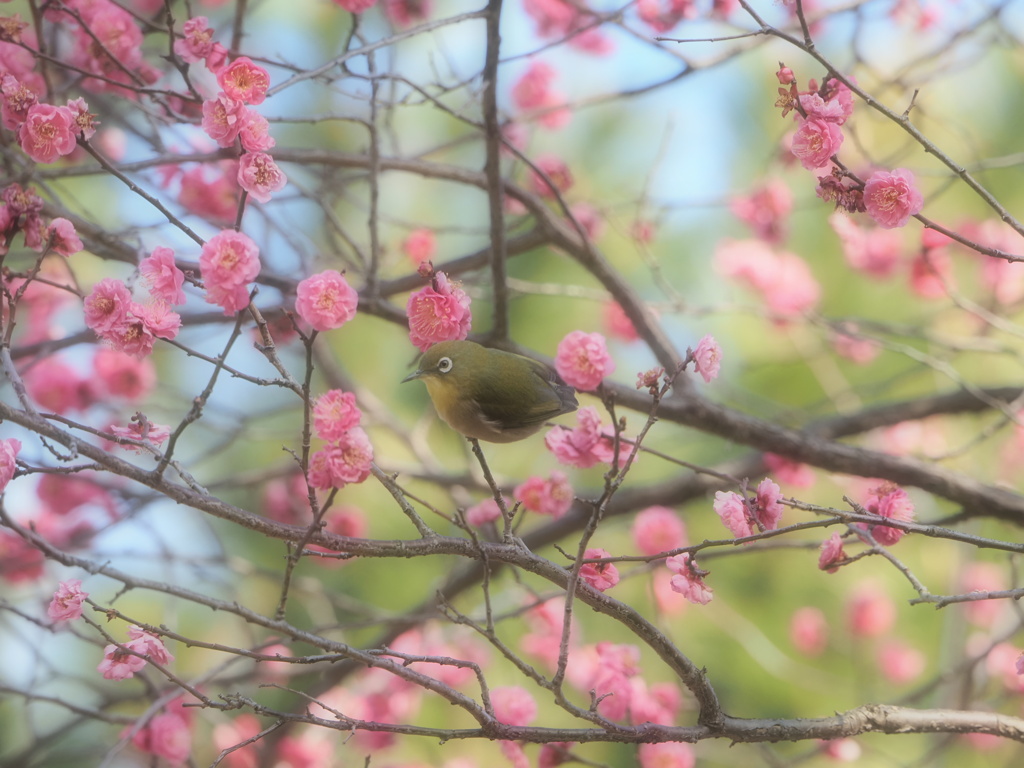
<box><xmin>437</xmin><ymin>356</ymin><xmax>453</xmax><ymax>374</ymax></box>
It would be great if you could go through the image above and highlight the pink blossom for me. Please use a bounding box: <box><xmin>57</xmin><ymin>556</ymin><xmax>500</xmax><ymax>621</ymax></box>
<box><xmin>84</xmin><ymin>277</ymin><xmax>132</xmax><ymax>335</ymax></box>
<box><xmin>217</xmin><ymin>56</ymin><xmax>270</xmax><ymax>105</ymax></box>
<box><xmin>178</xmin><ymin>164</ymin><xmax>238</xmax><ymax>223</ymax></box>
<box><xmin>861</xmin><ymin>483</ymin><xmax>914</xmax><ymax>545</ymax></box>
<box><xmin>513</xmin><ymin>472</ymin><xmax>573</xmax><ymax>517</ymax></box>
<box><xmin>529</xmin><ymin>154</ymin><xmax>573</xmax><ymax>197</ymax></box>
<box><xmin>539</xmin><ymin>743</ymin><xmax>574</xmax><ymax>768</ymax></box>
<box><xmin>832</xmin><ymin>323</ymin><xmax>880</xmax><ymax>365</ymax></box>
<box><xmin>818</xmin><ymin>531</ymin><xmax>846</xmax><ymax>573</ymax></box>
<box><xmin>126</xmin><ymin>625</ymin><xmax>175</xmax><ymax>665</ymax></box>
<box><xmin>2</xmin><ymin>75</ymin><xmax>39</xmax><ymax>130</ymax></box>
<box><xmin>754</xmin><ymin>478</ymin><xmax>784</xmax><ymax>529</ymax></box>
<box><xmin>847</xmin><ymin>582</ymin><xmax>896</xmax><ymax>638</ymax></box>
<box><xmin>638</xmin><ymin>742</ymin><xmax>695</xmax><ymax>768</ymax></box>
<box><xmin>406</xmin><ymin>271</ymin><xmax>472</xmax><ymax>351</ymax></box>
<box><xmin>821</xmin><ymin>738</ymin><xmax>863</xmax><ymax>761</ymax></box>
<box><xmin>523</xmin><ymin>0</ymin><xmax>612</xmax><ymax>54</ymax></box>
<box><xmin>636</xmin><ymin>0</ymin><xmax>696</xmax><ymax>33</ymax></box>
<box><xmin>715</xmin><ymin>239</ymin><xmax>820</xmax><ymax>319</ymax></box>
<box><xmin>512</xmin><ymin>61</ymin><xmax>570</xmax><ymax>129</ymax></box>
<box><xmin>829</xmin><ymin>212</ymin><xmax>904</xmax><ymax>277</ymax></box>
<box><xmin>491</xmin><ymin>685</ymin><xmax>537</xmax><ymax>726</ymax></box>
<box><xmin>589</xmin><ymin>642</ymin><xmax>639</xmax><ymax>720</ymax></box>
<box><xmin>61</xmin><ymin>103</ymin><xmax>93</xmax><ymax>140</ymax></box>
<box><xmin>603</xmin><ymin>301</ymin><xmax>639</xmax><ymax>342</ymax></box>
<box><xmin>212</xmin><ymin>714</ymin><xmax>261</xmax><ymax>768</ymax></box>
<box><xmin>333</xmin><ymin>0</ymin><xmax>379</xmax><ymax>11</ymax></box>
<box><xmin>665</xmin><ymin>553</ymin><xmax>712</xmax><ymax>605</ymax></box>
<box><xmin>579</xmin><ymin>547</ymin><xmax>619</xmax><ymax>592</ymax></box>
<box><xmin>878</xmin><ymin>639</ymin><xmax>925</xmax><ymax>684</ymax></box>
<box><xmin>108</xmin><ymin>419</ymin><xmax>172</xmax><ymax>449</ymax></box>
<box><xmin>713</xmin><ymin>490</ymin><xmax>753</xmax><ymax>538</ymax></box>
<box><xmin>555</xmin><ymin>330</ymin><xmax>614</xmax><ymax>391</ymax></box>
<box><xmin>730</xmin><ymin>179</ymin><xmax>792</xmax><ymax>244</ymax></box>
<box><xmin>47</xmin><ymin>578</ymin><xmax>88</xmax><ymax>622</ymax></box>
<box><xmin>632</xmin><ymin>506</ymin><xmax>686</xmax><ymax>556</ymax></box>
<box><xmin>0</xmin><ymin>528</ymin><xmax>45</xmax><ymax>583</ymax></box>
<box><xmin>18</xmin><ymin>103</ymin><xmax>77</xmax><ymax>163</ymax></box>
<box><xmin>237</xmin><ymin>151</ymin><xmax>287</xmax><ymax>203</ymax></box>
<box><xmin>545</xmin><ymin>406</ymin><xmax>619</xmax><ymax>469</ymax></box>
<box><xmin>402</xmin><ymin>228</ymin><xmax>436</xmax><ymax>264</ymax></box>
<box><xmin>199</xmin><ymin>229</ymin><xmax>261</xmax><ymax>314</ymax></box>
<box><xmin>383</xmin><ymin>0</ymin><xmax>433</xmax><ymax>25</ymax></box>
<box><xmin>629</xmin><ymin>679</ymin><xmax>681</xmax><ymax>726</ymax></box>
<box><xmin>0</xmin><ymin>438</ymin><xmax>21</xmax><ymax>491</ymax></box>
<box><xmin>763</xmin><ymin>453</ymin><xmax>815</xmax><ymax>487</ymax></box>
<box><xmin>1017</xmin><ymin>652</ymin><xmax>1024</xmax><ymax>677</ymax></box>
<box><xmin>308</xmin><ymin>427</ymin><xmax>374</xmax><ymax>489</ymax></box>
<box><xmin>237</xmin><ymin>109</ymin><xmax>275</xmax><ymax>152</ymax></box>
<box><xmin>98</xmin><ymin>644</ymin><xmax>148</xmax><ymax>680</ymax></box>
<box><xmin>790</xmin><ymin>117</ymin><xmax>843</xmax><ymax>170</ymax></box>
<box><xmin>790</xmin><ymin>606</ymin><xmax>828</xmax><ymax>656</ymax></box>
<box><xmin>692</xmin><ymin>334</ymin><xmax>721</xmax><ymax>383</ymax></box>
<box><xmin>295</xmin><ymin>269</ymin><xmax>359</xmax><ymax>332</ymax></box>
<box><xmin>130</xmin><ymin>707</ymin><xmax>192</xmax><ymax>766</ymax></box>
<box><xmin>24</xmin><ymin>356</ymin><xmax>92</xmax><ymax>413</ymax></box>
<box><xmin>313</xmin><ymin>389</ymin><xmax>362</xmax><ymax>441</ymax></box>
<box><xmin>201</xmin><ymin>94</ymin><xmax>244</xmax><ymax>147</ymax></box>
<box><xmin>135</xmin><ymin>301</ymin><xmax>181</xmax><ymax>341</ymax></box>
<box><xmin>94</xmin><ymin>348</ymin><xmax>156</xmax><ymax>399</ymax></box>
<box><xmin>140</xmin><ymin>246</ymin><xmax>186</xmax><ymax>305</ymax></box>
<box><xmin>863</xmin><ymin>168</ymin><xmax>923</xmax><ymax>229</ymax></box>
<box><xmin>909</xmin><ymin>247</ymin><xmax>952</xmax><ymax>298</ymax></box>
<box><xmin>174</xmin><ymin>16</ymin><xmax>216</xmax><ymax>64</ymax></box>
<box><xmin>465</xmin><ymin>497</ymin><xmax>503</xmax><ymax>526</ymax></box>
<box><xmin>45</xmin><ymin>218</ymin><xmax>83</xmax><ymax>256</ymax></box>
<box><xmin>799</xmin><ymin>93</ymin><xmax>847</xmax><ymax>123</ymax></box>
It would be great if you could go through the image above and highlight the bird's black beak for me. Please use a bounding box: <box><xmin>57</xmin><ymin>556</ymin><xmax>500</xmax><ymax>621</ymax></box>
<box><xmin>401</xmin><ymin>369</ymin><xmax>423</xmax><ymax>383</ymax></box>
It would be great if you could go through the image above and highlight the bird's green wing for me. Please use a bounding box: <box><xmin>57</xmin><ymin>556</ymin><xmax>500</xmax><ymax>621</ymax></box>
<box><xmin>469</xmin><ymin>352</ymin><xmax>578</xmax><ymax>431</ymax></box>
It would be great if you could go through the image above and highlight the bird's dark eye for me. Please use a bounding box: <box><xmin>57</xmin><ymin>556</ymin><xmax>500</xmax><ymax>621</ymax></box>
<box><xmin>437</xmin><ymin>356</ymin><xmax>453</xmax><ymax>374</ymax></box>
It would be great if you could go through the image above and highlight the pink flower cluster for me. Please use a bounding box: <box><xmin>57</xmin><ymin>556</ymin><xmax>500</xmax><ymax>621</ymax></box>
<box><xmin>545</xmin><ymin>406</ymin><xmax>620</xmax><ymax>469</ymax></box>
<box><xmin>295</xmin><ymin>269</ymin><xmax>359</xmax><ymax>332</ymax></box>
<box><xmin>402</xmin><ymin>228</ymin><xmax>436</xmax><ymax>265</ymax></box>
<box><xmin>860</xmin><ymin>482</ymin><xmax>915</xmax><ymax>545</ymax></box>
<box><xmin>713</xmin><ymin>478</ymin><xmax>784</xmax><ymax>539</ymax></box>
<box><xmin>108</xmin><ymin>416</ymin><xmax>171</xmax><ymax>451</ymax></box>
<box><xmin>579</xmin><ymin>547</ymin><xmax>619</xmax><ymax>592</ymax></box>
<box><xmin>199</xmin><ymin>229</ymin><xmax>260</xmax><ymax>314</ymax></box>
<box><xmin>730</xmin><ymin>179</ymin><xmax>792</xmax><ymax>244</ymax></box>
<box><xmin>524</xmin><ymin>0</ymin><xmax>613</xmax><ymax>54</ymax></box>
<box><xmin>715</xmin><ymin>238</ymin><xmax>820</xmax><ymax>319</ymax></box>
<box><xmin>631</xmin><ymin>505</ymin><xmax>687</xmax><ymax>556</ymax></box>
<box><xmin>691</xmin><ymin>334</ymin><xmax>721</xmax><ymax>383</ymax></box>
<box><xmin>862</xmin><ymin>168</ymin><xmax>924</xmax><ymax>229</ymax></box>
<box><xmin>0</xmin><ymin>437</ymin><xmax>20</xmax><ymax>492</ymax></box>
<box><xmin>173</xmin><ymin>17</ymin><xmax>227</xmax><ymax>70</ymax></box>
<box><xmin>636</xmin><ymin>0</ymin><xmax>697</xmax><ymax>34</ymax></box>
<box><xmin>184</xmin><ymin>29</ymin><xmax>286</xmax><ymax>205</ymax></box>
<box><xmin>309</xmin><ymin>389</ymin><xmax>373</xmax><ymax>490</ymax></box>
<box><xmin>788</xmin><ymin>77</ymin><xmax>853</xmax><ymax>171</ymax></box>
<box><xmin>98</xmin><ymin>625</ymin><xmax>174</xmax><ymax>680</ymax></box>
<box><xmin>84</xmin><ymin>275</ymin><xmax>182</xmax><ymax>358</ymax></box>
<box><xmin>128</xmin><ymin>698</ymin><xmax>193</xmax><ymax>766</ymax></box>
<box><xmin>665</xmin><ymin>553</ymin><xmax>712</xmax><ymax>605</ymax></box>
<box><xmin>49</xmin><ymin>0</ymin><xmax>161</xmax><ymax>97</ymax></box>
<box><xmin>47</xmin><ymin>578</ymin><xmax>89</xmax><ymax>621</ymax></box>
<box><xmin>511</xmin><ymin>61</ymin><xmax>570</xmax><ymax>130</ymax></box>
<box><xmin>0</xmin><ymin>184</ymin><xmax>86</xmax><ymax>258</ymax></box>
<box><xmin>406</xmin><ymin>271</ymin><xmax>472</xmax><ymax>351</ymax></box>
<box><xmin>555</xmin><ymin>330</ymin><xmax>614</xmax><ymax>391</ymax></box>
<box><xmin>514</xmin><ymin>471</ymin><xmax>573</xmax><ymax>518</ymax></box>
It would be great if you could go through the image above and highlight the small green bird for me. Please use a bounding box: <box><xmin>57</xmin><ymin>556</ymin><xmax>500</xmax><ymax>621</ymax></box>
<box><xmin>402</xmin><ymin>340</ymin><xmax>579</xmax><ymax>443</ymax></box>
